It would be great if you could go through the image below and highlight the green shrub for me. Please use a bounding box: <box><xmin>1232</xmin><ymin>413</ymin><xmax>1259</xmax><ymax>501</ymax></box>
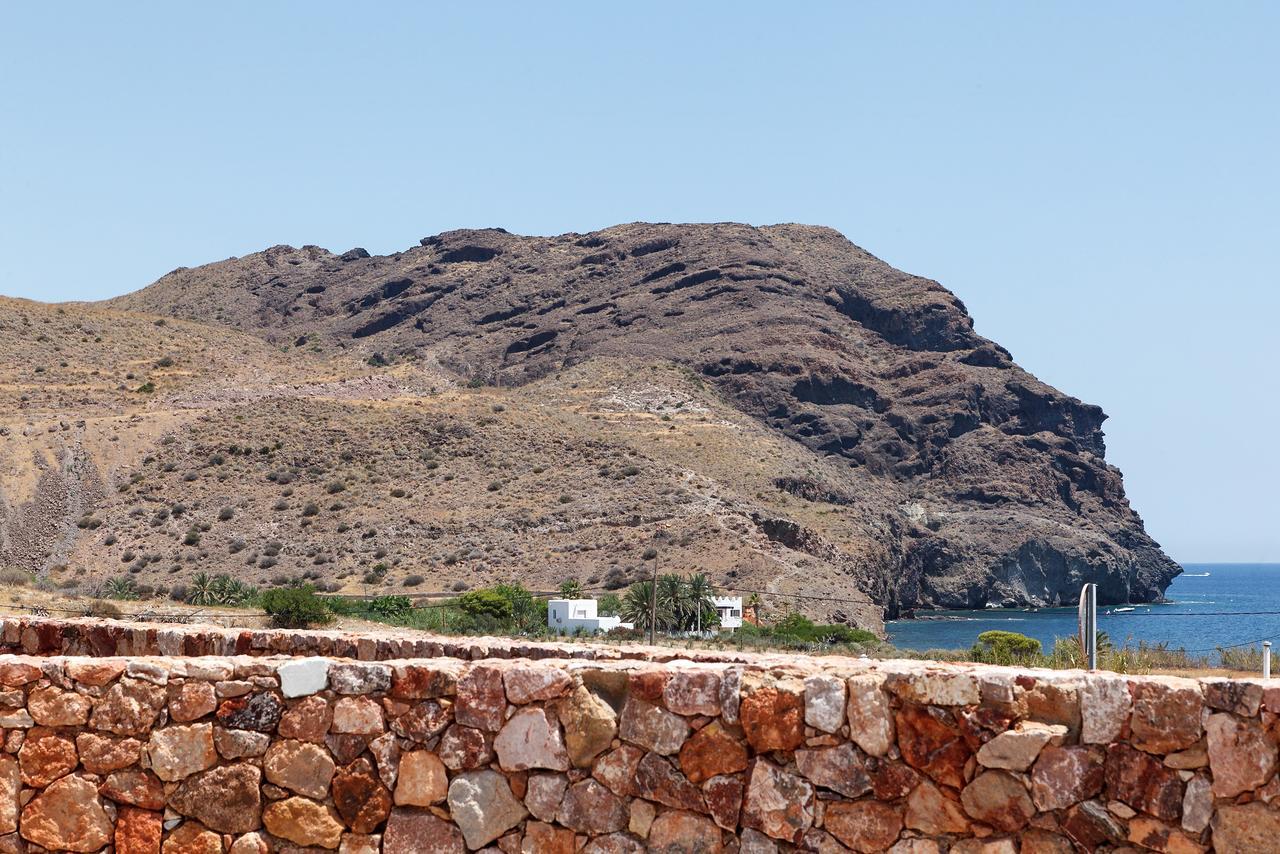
<box><xmin>370</xmin><ymin>595</ymin><xmax>413</xmax><ymax>621</ymax></box>
<box><xmin>458</xmin><ymin>589</ymin><xmax>514</xmax><ymax>621</ymax></box>
<box><xmin>261</xmin><ymin>585</ymin><xmax>331</xmax><ymax>628</ymax></box>
<box><xmin>971</xmin><ymin>630</ymin><xmax>1043</xmax><ymax>665</ymax></box>
<box><xmin>103</xmin><ymin>576</ymin><xmax>140</xmax><ymax>600</ymax></box>
<box><xmin>768</xmin><ymin>613</ymin><xmax>877</xmax><ymax>646</ymax></box>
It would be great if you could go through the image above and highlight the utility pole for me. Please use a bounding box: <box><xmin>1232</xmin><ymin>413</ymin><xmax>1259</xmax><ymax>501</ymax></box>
<box><xmin>649</xmin><ymin>551</ymin><xmax>659</xmax><ymax>646</ymax></box>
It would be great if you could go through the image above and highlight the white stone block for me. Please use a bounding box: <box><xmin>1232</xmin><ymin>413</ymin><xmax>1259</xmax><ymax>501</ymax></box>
<box><xmin>278</xmin><ymin>657</ymin><xmax>330</xmax><ymax>698</ymax></box>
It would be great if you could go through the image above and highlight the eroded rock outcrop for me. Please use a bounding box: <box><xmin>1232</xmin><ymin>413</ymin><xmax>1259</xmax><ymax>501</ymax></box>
<box><xmin>105</xmin><ymin>223</ymin><xmax>1179</xmax><ymax>612</ymax></box>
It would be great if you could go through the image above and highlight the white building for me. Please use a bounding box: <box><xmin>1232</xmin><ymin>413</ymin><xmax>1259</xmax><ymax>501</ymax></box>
<box><xmin>547</xmin><ymin>599</ymin><xmax>633</xmax><ymax>634</ymax></box>
<box><xmin>712</xmin><ymin>596</ymin><xmax>743</xmax><ymax>630</ymax></box>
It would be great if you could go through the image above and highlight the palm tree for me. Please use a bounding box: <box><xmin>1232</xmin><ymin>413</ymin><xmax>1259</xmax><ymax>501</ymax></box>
<box><xmin>187</xmin><ymin>572</ymin><xmax>216</xmax><ymax>606</ymax></box>
<box><xmin>657</xmin><ymin>574</ymin><xmax>687</xmax><ymax>633</ymax></box>
<box><xmin>746</xmin><ymin>592</ymin><xmax>763</xmax><ymax>624</ymax></box>
<box><xmin>621</xmin><ymin>581</ymin><xmax>664</xmax><ymax>631</ymax></box>
<box><xmin>558</xmin><ymin>579</ymin><xmax>583</xmax><ymax>599</ymax></box>
<box><xmin>686</xmin><ymin>573</ymin><xmax>715</xmax><ymax>634</ymax></box>
<box><xmin>102</xmin><ymin>576</ymin><xmax>138</xmax><ymax>601</ymax></box>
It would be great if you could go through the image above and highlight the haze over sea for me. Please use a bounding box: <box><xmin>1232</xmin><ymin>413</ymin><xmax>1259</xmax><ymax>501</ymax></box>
<box><xmin>886</xmin><ymin>564</ymin><xmax>1280</xmax><ymax>655</ymax></box>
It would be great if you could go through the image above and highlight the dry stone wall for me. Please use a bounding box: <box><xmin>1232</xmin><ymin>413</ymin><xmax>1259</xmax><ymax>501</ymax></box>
<box><xmin>0</xmin><ymin>619</ymin><xmax>1274</xmax><ymax>852</ymax></box>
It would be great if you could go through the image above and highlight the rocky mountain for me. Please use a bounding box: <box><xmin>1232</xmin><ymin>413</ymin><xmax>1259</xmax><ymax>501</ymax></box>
<box><xmin>0</xmin><ymin>223</ymin><xmax>1178</xmax><ymax>630</ymax></box>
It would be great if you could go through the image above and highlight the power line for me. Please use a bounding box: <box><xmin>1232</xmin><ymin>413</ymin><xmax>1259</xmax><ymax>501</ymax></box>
<box><xmin>1099</xmin><ymin>610</ymin><xmax>1280</xmax><ymax>617</ymax></box>
<box><xmin>1179</xmin><ymin>631</ymin><xmax>1280</xmax><ymax>654</ymax></box>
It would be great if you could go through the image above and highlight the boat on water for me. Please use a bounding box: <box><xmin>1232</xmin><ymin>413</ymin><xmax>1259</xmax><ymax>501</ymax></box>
<box><xmin>1113</xmin><ymin>606</ymin><xmax>1135</xmax><ymax>613</ymax></box>
<box><xmin>1183</xmin><ymin>572</ymin><xmax>1211</xmax><ymax>577</ymax></box>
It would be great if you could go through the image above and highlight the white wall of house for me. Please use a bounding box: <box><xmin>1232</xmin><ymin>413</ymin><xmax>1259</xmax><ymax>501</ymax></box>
<box><xmin>713</xmin><ymin>595</ymin><xmax>743</xmax><ymax>630</ymax></box>
<box><xmin>547</xmin><ymin>598</ymin><xmax>631</xmax><ymax>634</ymax></box>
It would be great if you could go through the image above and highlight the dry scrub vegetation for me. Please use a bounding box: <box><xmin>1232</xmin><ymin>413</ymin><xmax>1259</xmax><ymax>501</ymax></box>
<box><xmin>0</xmin><ymin>297</ymin><xmax>882</xmax><ymax>630</ymax></box>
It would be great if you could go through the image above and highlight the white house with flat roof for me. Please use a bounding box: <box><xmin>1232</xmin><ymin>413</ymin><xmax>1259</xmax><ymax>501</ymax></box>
<box><xmin>713</xmin><ymin>596</ymin><xmax>743</xmax><ymax>630</ymax></box>
<box><xmin>547</xmin><ymin>599</ymin><xmax>632</xmax><ymax>634</ymax></box>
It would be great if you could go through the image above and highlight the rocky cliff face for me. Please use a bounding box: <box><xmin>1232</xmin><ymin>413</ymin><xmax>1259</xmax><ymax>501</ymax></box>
<box><xmin>107</xmin><ymin>223</ymin><xmax>1180</xmax><ymax>614</ymax></box>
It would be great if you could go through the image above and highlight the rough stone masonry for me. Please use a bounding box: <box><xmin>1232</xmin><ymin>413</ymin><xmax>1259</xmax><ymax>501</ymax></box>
<box><xmin>0</xmin><ymin>617</ymin><xmax>1276</xmax><ymax>852</ymax></box>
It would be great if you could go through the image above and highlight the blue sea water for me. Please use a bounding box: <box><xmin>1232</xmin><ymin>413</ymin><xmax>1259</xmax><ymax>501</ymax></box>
<box><xmin>885</xmin><ymin>563</ymin><xmax>1280</xmax><ymax>654</ymax></box>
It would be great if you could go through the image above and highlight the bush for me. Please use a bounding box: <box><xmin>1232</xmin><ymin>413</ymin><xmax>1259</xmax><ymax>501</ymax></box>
<box><xmin>261</xmin><ymin>585</ymin><xmax>330</xmax><ymax>628</ymax></box>
<box><xmin>0</xmin><ymin>568</ymin><xmax>30</xmax><ymax>587</ymax></box>
<box><xmin>369</xmin><ymin>596</ymin><xmax>413</xmax><ymax>621</ymax></box>
<box><xmin>218</xmin><ymin>507</ymin><xmax>235</xmax><ymax>521</ymax></box>
<box><xmin>769</xmin><ymin>613</ymin><xmax>877</xmax><ymax>646</ymax></box>
<box><xmin>84</xmin><ymin>600</ymin><xmax>123</xmax><ymax>618</ymax></box>
<box><xmin>103</xmin><ymin>576</ymin><xmax>141</xmax><ymax>600</ymax></box>
<box><xmin>971</xmin><ymin>630</ymin><xmax>1042</xmax><ymax>665</ymax></box>
<box><xmin>403</xmin><ymin>575</ymin><xmax>425</xmax><ymax>588</ymax></box>
<box><xmin>458</xmin><ymin>590</ymin><xmax>513</xmax><ymax>621</ymax></box>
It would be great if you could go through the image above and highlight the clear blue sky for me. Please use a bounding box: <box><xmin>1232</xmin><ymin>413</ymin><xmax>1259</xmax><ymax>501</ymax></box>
<box><xmin>2</xmin><ymin>3</ymin><xmax>1276</xmax><ymax>563</ymax></box>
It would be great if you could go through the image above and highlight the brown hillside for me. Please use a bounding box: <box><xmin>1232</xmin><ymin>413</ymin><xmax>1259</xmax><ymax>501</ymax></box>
<box><xmin>1</xmin><ymin>223</ymin><xmax>1179</xmax><ymax>629</ymax></box>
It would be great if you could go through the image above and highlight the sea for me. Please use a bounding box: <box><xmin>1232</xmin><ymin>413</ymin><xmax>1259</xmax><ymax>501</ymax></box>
<box><xmin>885</xmin><ymin>563</ymin><xmax>1280</xmax><ymax>656</ymax></box>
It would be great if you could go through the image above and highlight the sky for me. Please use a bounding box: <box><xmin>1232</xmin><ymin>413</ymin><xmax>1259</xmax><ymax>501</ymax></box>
<box><xmin>1</xmin><ymin>2</ymin><xmax>1276</xmax><ymax>563</ymax></box>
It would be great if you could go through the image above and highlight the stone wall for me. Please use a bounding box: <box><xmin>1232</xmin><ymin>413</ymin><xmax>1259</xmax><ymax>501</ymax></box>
<box><xmin>0</xmin><ymin>620</ymin><xmax>1274</xmax><ymax>852</ymax></box>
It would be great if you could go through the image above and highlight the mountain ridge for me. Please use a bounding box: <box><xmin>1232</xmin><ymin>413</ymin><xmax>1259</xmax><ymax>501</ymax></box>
<box><xmin>1</xmin><ymin>222</ymin><xmax>1178</xmax><ymax>628</ymax></box>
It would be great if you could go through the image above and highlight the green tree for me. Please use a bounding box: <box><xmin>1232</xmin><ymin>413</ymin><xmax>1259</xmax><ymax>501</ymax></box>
<box><xmin>621</xmin><ymin>580</ymin><xmax>665</xmax><ymax>632</ymax></box>
<box><xmin>971</xmin><ymin>630</ymin><xmax>1043</xmax><ymax>665</ymax></box>
<box><xmin>656</xmin><ymin>574</ymin><xmax>688</xmax><ymax>633</ymax></box>
<box><xmin>686</xmin><ymin>573</ymin><xmax>716</xmax><ymax>634</ymax></box>
<box><xmin>558</xmin><ymin>579</ymin><xmax>583</xmax><ymax>599</ymax></box>
<box><xmin>598</xmin><ymin>592</ymin><xmax>622</xmax><ymax>617</ymax></box>
<box><xmin>493</xmin><ymin>583</ymin><xmax>541</xmax><ymax>631</ymax></box>
<box><xmin>186</xmin><ymin>572</ymin><xmax>216</xmax><ymax>606</ymax></box>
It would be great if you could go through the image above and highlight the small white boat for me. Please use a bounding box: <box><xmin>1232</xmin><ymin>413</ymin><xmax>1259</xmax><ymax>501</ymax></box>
<box><xmin>1114</xmin><ymin>606</ymin><xmax>1135</xmax><ymax>613</ymax></box>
